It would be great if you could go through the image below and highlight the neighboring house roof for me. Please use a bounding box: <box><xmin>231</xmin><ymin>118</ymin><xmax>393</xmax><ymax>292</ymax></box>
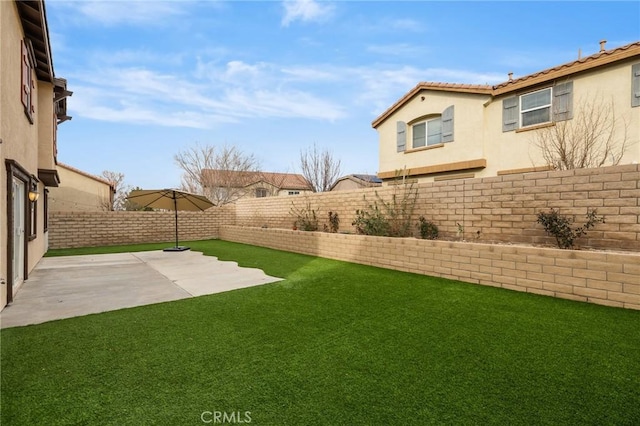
<box><xmin>202</xmin><ymin>170</ymin><xmax>313</xmax><ymax>191</ymax></box>
<box><xmin>330</xmin><ymin>174</ymin><xmax>383</xmax><ymax>191</ymax></box>
<box><xmin>58</xmin><ymin>162</ymin><xmax>115</xmax><ymax>191</ymax></box>
<box><xmin>372</xmin><ymin>40</ymin><xmax>640</xmax><ymax>128</ymax></box>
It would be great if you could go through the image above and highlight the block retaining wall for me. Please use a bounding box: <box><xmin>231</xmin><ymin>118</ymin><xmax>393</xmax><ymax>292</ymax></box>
<box><xmin>220</xmin><ymin>225</ymin><xmax>640</xmax><ymax>310</ymax></box>
<box><xmin>235</xmin><ymin>164</ymin><xmax>640</xmax><ymax>251</ymax></box>
<box><xmin>48</xmin><ymin>206</ymin><xmax>236</xmax><ymax>249</ymax></box>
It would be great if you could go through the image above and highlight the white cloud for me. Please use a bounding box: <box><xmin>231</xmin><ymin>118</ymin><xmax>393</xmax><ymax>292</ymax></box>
<box><xmin>281</xmin><ymin>0</ymin><xmax>335</xmax><ymax>27</ymax></box>
<box><xmin>66</xmin><ymin>61</ymin><xmax>347</xmax><ymax>128</ymax></box>
<box><xmin>388</xmin><ymin>18</ymin><xmax>424</xmax><ymax>32</ymax></box>
<box><xmin>74</xmin><ymin>1</ymin><xmax>186</xmax><ymax>26</ymax></box>
<box><xmin>353</xmin><ymin>65</ymin><xmax>506</xmax><ymax>116</ymax></box>
<box><xmin>63</xmin><ymin>44</ymin><xmax>507</xmax><ymax>129</ymax></box>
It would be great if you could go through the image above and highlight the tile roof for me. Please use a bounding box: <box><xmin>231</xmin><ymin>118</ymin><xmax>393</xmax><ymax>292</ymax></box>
<box><xmin>372</xmin><ymin>41</ymin><xmax>640</xmax><ymax>128</ymax></box>
<box><xmin>202</xmin><ymin>170</ymin><xmax>312</xmax><ymax>190</ymax></box>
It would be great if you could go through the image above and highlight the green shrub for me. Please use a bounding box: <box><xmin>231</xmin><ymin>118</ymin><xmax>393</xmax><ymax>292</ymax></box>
<box><xmin>290</xmin><ymin>202</ymin><xmax>319</xmax><ymax>231</ymax></box>
<box><xmin>417</xmin><ymin>216</ymin><xmax>438</xmax><ymax>240</ymax></box>
<box><xmin>326</xmin><ymin>211</ymin><xmax>340</xmax><ymax>233</ymax></box>
<box><xmin>352</xmin><ymin>178</ymin><xmax>418</xmax><ymax>238</ymax></box>
<box><xmin>353</xmin><ymin>207</ymin><xmax>389</xmax><ymax>236</ymax></box>
<box><xmin>536</xmin><ymin>208</ymin><xmax>605</xmax><ymax>249</ymax></box>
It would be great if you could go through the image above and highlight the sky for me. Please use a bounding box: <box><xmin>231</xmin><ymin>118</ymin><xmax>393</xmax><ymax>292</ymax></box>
<box><xmin>46</xmin><ymin>0</ymin><xmax>640</xmax><ymax>190</ymax></box>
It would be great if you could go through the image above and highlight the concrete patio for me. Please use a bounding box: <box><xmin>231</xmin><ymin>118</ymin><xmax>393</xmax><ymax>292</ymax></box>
<box><xmin>0</xmin><ymin>250</ymin><xmax>282</xmax><ymax>329</ymax></box>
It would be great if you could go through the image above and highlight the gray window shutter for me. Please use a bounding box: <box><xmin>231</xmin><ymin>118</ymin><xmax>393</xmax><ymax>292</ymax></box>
<box><xmin>553</xmin><ymin>81</ymin><xmax>573</xmax><ymax>121</ymax></box>
<box><xmin>632</xmin><ymin>63</ymin><xmax>640</xmax><ymax>107</ymax></box>
<box><xmin>396</xmin><ymin>121</ymin><xmax>406</xmax><ymax>152</ymax></box>
<box><xmin>502</xmin><ymin>96</ymin><xmax>518</xmax><ymax>132</ymax></box>
<box><xmin>441</xmin><ymin>105</ymin><xmax>454</xmax><ymax>143</ymax></box>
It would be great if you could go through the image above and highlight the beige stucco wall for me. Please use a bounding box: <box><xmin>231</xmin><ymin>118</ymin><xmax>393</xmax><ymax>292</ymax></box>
<box><xmin>331</xmin><ymin>178</ymin><xmax>380</xmax><ymax>191</ymax></box>
<box><xmin>49</xmin><ymin>166</ymin><xmax>114</xmax><ymax>211</ymax></box>
<box><xmin>37</xmin><ymin>82</ymin><xmax>55</xmax><ymax>170</ymax></box>
<box><xmin>243</xmin><ymin>181</ymin><xmax>311</xmax><ymax>198</ymax></box>
<box><xmin>0</xmin><ymin>1</ymin><xmax>57</xmax><ymax>309</ymax></box>
<box><xmin>377</xmin><ymin>58</ymin><xmax>640</xmax><ymax>182</ymax></box>
<box><xmin>378</xmin><ymin>92</ymin><xmax>490</xmax><ymax>179</ymax></box>
<box><xmin>483</xmin><ymin>59</ymin><xmax>640</xmax><ymax>176</ymax></box>
<box><xmin>332</xmin><ymin>179</ymin><xmax>362</xmax><ymax>191</ymax></box>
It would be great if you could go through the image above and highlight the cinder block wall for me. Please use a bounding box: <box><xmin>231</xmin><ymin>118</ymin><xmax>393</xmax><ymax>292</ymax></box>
<box><xmin>48</xmin><ymin>205</ymin><xmax>236</xmax><ymax>249</ymax></box>
<box><xmin>48</xmin><ymin>164</ymin><xmax>639</xmax><ymax>251</ymax></box>
<box><xmin>220</xmin><ymin>226</ymin><xmax>640</xmax><ymax>310</ymax></box>
<box><xmin>236</xmin><ymin>164</ymin><xmax>640</xmax><ymax>251</ymax></box>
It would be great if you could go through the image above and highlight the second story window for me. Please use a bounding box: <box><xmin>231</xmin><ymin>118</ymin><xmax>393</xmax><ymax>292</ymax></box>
<box><xmin>503</xmin><ymin>82</ymin><xmax>573</xmax><ymax>132</ymax></box>
<box><xmin>412</xmin><ymin>117</ymin><xmax>442</xmax><ymax>148</ymax></box>
<box><xmin>520</xmin><ymin>88</ymin><xmax>551</xmax><ymax>127</ymax></box>
<box><xmin>256</xmin><ymin>188</ymin><xmax>267</xmax><ymax>198</ymax></box>
<box><xmin>21</xmin><ymin>39</ymin><xmax>35</xmax><ymax>123</ymax></box>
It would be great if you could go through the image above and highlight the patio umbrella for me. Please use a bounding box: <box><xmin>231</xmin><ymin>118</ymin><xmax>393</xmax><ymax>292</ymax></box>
<box><xmin>126</xmin><ymin>189</ymin><xmax>214</xmax><ymax>252</ymax></box>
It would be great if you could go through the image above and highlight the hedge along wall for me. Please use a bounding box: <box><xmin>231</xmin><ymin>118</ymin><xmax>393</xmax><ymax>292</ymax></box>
<box><xmin>235</xmin><ymin>164</ymin><xmax>640</xmax><ymax>251</ymax></box>
<box><xmin>220</xmin><ymin>226</ymin><xmax>640</xmax><ymax>310</ymax></box>
<box><xmin>48</xmin><ymin>205</ymin><xmax>236</xmax><ymax>249</ymax></box>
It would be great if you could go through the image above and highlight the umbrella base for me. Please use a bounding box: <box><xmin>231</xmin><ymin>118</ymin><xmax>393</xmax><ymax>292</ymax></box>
<box><xmin>163</xmin><ymin>246</ymin><xmax>190</xmax><ymax>252</ymax></box>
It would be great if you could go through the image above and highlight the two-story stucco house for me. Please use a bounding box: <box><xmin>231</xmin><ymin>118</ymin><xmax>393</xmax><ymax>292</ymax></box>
<box><xmin>202</xmin><ymin>170</ymin><xmax>313</xmax><ymax>205</ymax></box>
<box><xmin>1</xmin><ymin>0</ymin><xmax>71</xmax><ymax>310</ymax></box>
<box><xmin>373</xmin><ymin>41</ymin><xmax>640</xmax><ymax>183</ymax></box>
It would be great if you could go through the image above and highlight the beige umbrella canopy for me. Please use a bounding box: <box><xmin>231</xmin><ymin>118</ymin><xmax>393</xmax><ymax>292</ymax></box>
<box><xmin>126</xmin><ymin>189</ymin><xmax>214</xmax><ymax>251</ymax></box>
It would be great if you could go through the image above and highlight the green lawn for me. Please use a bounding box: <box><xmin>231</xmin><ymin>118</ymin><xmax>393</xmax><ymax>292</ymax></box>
<box><xmin>3</xmin><ymin>239</ymin><xmax>639</xmax><ymax>425</ymax></box>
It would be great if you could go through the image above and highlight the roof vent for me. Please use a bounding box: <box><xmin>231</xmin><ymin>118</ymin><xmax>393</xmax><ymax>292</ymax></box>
<box><xmin>508</xmin><ymin>72</ymin><xmax>513</xmax><ymax>81</ymax></box>
<box><xmin>599</xmin><ymin>39</ymin><xmax>607</xmax><ymax>52</ymax></box>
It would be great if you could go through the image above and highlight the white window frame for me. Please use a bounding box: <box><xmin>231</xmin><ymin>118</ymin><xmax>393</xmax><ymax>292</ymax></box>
<box><xmin>520</xmin><ymin>87</ymin><xmax>552</xmax><ymax>128</ymax></box>
<box><xmin>412</xmin><ymin>117</ymin><xmax>442</xmax><ymax>148</ymax></box>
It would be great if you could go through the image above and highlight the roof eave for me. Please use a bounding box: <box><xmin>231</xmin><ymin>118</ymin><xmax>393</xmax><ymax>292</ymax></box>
<box><xmin>371</xmin><ymin>82</ymin><xmax>492</xmax><ymax>129</ymax></box>
<box><xmin>16</xmin><ymin>0</ymin><xmax>54</xmax><ymax>82</ymax></box>
<box><xmin>371</xmin><ymin>41</ymin><xmax>640</xmax><ymax>129</ymax></box>
<box><xmin>493</xmin><ymin>44</ymin><xmax>640</xmax><ymax>96</ymax></box>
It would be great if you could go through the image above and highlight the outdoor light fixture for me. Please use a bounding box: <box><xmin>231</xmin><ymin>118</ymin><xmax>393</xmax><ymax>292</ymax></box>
<box><xmin>28</xmin><ymin>189</ymin><xmax>39</xmax><ymax>202</ymax></box>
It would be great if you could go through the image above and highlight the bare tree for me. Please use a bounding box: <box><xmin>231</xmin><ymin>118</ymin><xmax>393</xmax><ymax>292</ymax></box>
<box><xmin>299</xmin><ymin>143</ymin><xmax>342</xmax><ymax>192</ymax></box>
<box><xmin>122</xmin><ymin>186</ymin><xmax>154</xmax><ymax>211</ymax></box>
<box><xmin>532</xmin><ymin>95</ymin><xmax>629</xmax><ymax>170</ymax></box>
<box><xmin>174</xmin><ymin>143</ymin><xmax>260</xmax><ymax>206</ymax></box>
<box><xmin>101</xmin><ymin>170</ymin><xmax>130</xmax><ymax>211</ymax></box>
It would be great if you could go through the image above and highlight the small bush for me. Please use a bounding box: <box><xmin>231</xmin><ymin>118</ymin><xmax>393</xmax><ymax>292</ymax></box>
<box><xmin>327</xmin><ymin>211</ymin><xmax>340</xmax><ymax>233</ymax></box>
<box><xmin>536</xmin><ymin>208</ymin><xmax>605</xmax><ymax>249</ymax></box>
<box><xmin>290</xmin><ymin>202</ymin><xmax>319</xmax><ymax>232</ymax></box>
<box><xmin>352</xmin><ymin>178</ymin><xmax>418</xmax><ymax>238</ymax></box>
<box><xmin>353</xmin><ymin>207</ymin><xmax>389</xmax><ymax>236</ymax></box>
<box><xmin>417</xmin><ymin>216</ymin><xmax>438</xmax><ymax>240</ymax></box>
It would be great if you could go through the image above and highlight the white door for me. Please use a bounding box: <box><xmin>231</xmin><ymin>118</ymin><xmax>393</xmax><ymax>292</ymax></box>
<box><xmin>12</xmin><ymin>178</ymin><xmax>25</xmax><ymax>294</ymax></box>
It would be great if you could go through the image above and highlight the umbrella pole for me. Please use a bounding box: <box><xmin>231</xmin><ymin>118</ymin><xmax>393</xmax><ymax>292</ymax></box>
<box><xmin>174</xmin><ymin>194</ymin><xmax>179</xmax><ymax>248</ymax></box>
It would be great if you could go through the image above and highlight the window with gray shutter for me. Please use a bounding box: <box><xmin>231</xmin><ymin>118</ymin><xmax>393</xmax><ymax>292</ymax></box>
<box><xmin>502</xmin><ymin>96</ymin><xmax>518</xmax><ymax>132</ymax></box>
<box><xmin>553</xmin><ymin>81</ymin><xmax>573</xmax><ymax>121</ymax></box>
<box><xmin>412</xmin><ymin>122</ymin><xmax>426</xmax><ymax>148</ymax></box>
<box><xmin>632</xmin><ymin>63</ymin><xmax>640</xmax><ymax>107</ymax></box>
<box><xmin>441</xmin><ymin>105</ymin><xmax>454</xmax><ymax>142</ymax></box>
<box><xmin>396</xmin><ymin>121</ymin><xmax>406</xmax><ymax>152</ymax></box>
